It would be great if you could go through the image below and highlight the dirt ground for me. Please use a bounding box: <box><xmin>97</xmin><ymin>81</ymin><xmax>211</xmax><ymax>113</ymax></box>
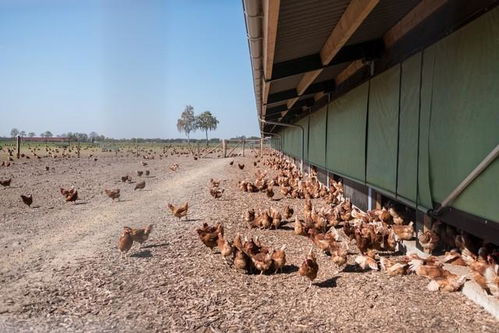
<box><xmin>0</xmin><ymin>148</ymin><xmax>498</xmax><ymax>332</ymax></box>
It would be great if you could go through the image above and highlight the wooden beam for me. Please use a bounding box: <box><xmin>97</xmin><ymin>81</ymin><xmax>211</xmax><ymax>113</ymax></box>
<box><xmin>335</xmin><ymin>60</ymin><xmax>366</xmax><ymax>86</ymax></box>
<box><xmin>263</xmin><ymin>0</ymin><xmax>280</xmax><ymax>81</ymax></box>
<box><xmin>297</xmin><ymin>70</ymin><xmax>322</xmax><ymax>96</ymax></box>
<box><xmin>314</xmin><ymin>91</ymin><xmax>325</xmax><ymax>102</ymax></box>
<box><xmin>333</xmin><ymin>0</ymin><xmax>446</xmax><ymax>90</ymax></box>
<box><xmin>289</xmin><ymin>0</ymin><xmax>379</xmax><ymax>110</ymax></box>
<box><xmin>321</xmin><ymin>0</ymin><xmax>380</xmax><ymax>65</ymax></box>
<box><xmin>287</xmin><ymin>97</ymin><xmax>300</xmax><ymax>110</ymax></box>
<box><xmin>384</xmin><ymin>0</ymin><xmax>448</xmax><ymax>48</ymax></box>
<box><xmin>262</xmin><ymin>80</ymin><xmax>270</xmax><ymax>105</ymax></box>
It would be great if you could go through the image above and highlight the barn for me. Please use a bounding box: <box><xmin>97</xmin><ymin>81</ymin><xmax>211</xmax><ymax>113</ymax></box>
<box><xmin>243</xmin><ymin>0</ymin><xmax>499</xmax><ymax>245</ymax></box>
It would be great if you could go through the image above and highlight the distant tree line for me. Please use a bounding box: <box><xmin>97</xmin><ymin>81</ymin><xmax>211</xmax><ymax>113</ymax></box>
<box><xmin>9</xmin><ymin>128</ymin><xmax>105</xmax><ymax>142</ymax></box>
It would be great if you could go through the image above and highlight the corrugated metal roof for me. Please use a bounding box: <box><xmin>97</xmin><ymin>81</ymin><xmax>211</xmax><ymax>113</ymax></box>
<box><xmin>274</xmin><ymin>0</ymin><xmax>351</xmax><ymax>63</ymax></box>
<box><xmin>348</xmin><ymin>0</ymin><xmax>422</xmax><ymax>45</ymax></box>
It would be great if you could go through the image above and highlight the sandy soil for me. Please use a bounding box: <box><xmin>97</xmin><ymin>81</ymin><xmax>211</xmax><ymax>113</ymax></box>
<box><xmin>0</xmin><ymin>149</ymin><xmax>497</xmax><ymax>332</ymax></box>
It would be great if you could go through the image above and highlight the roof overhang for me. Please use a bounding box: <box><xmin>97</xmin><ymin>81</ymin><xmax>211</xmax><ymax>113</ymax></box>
<box><xmin>243</xmin><ymin>0</ymin><xmax>499</xmax><ymax>134</ymax></box>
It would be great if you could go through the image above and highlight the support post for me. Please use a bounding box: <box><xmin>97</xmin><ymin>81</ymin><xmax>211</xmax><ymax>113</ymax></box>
<box><xmin>375</xmin><ymin>192</ymin><xmax>382</xmax><ymax>210</ymax></box>
<box><xmin>197</xmin><ymin>142</ymin><xmax>200</xmax><ymax>157</ymax></box>
<box><xmin>260</xmin><ymin>138</ymin><xmax>263</xmax><ymax>157</ymax></box>
<box><xmin>242</xmin><ymin>139</ymin><xmax>245</xmax><ymax>157</ymax></box>
<box><xmin>222</xmin><ymin>139</ymin><xmax>227</xmax><ymax>158</ymax></box>
<box><xmin>16</xmin><ymin>135</ymin><xmax>21</xmax><ymax>159</ymax></box>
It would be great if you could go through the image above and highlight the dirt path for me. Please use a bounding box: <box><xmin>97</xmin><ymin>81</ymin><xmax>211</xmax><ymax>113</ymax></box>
<box><xmin>0</xmin><ymin>153</ymin><xmax>498</xmax><ymax>332</ymax></box>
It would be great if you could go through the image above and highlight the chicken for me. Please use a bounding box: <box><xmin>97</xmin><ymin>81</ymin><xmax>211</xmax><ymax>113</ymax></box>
<box><xmin>271</xmin><ymin>245</ymin><xmax>286</xmax><ymax>273</ymax></box>
<box><xmin>104</xmin><ymin>188</ymin><xmax>121</xmax><ymax>201</ymax></box>
<box><xmin>60</xmin><ymin>187</ymin><xmax>76</xmax><ymax>197</ymax></box>
<box><xmin>196</xmin><ymin>223</ymin><xmax>222</xmax><ymax>250</ymax></box>
<box><xmin>65</xmin><ymin>189</ymin><xmax>78</xmax><ymax>203</ymax></box>
<box><xmin>244</xmin><ymin>209</ymin><xmax>255</xmax><ymax>225</ymax></box>
<box><xmin>118</xmin><ymin>227</ymin><xmax>134</xmax><ymax>258</ymax></box>
<box><xmin>355</xmin><ymin>255</ymin><xmax>379</xmax><ymax>271</ymax></box>
<box><xmin>251</xmin><ymin>251</ymin><xmax>274</xmax><ymax>274</ymax></box>
<box><xmin>427</xmin><ymin>274</ymin><xmax>467</xmax><ymax>292</ymax></box>
<box><xmin>121</xmin><ymin>175</ymin><xmax>129</xmax><ymax>182</ymax></box>
<box><xmin>210</xmin><ymin>178</ymin><xmax>221</xmax><ymax>187</ymax></box>
<box><xmin>238</xmin><ymin>163</ymin><xmax>245</xmax><ymax>170</ymax></box>
<box><xmin>408</xmin><ymin>258</ymin><xmax>446</xmax><ymax>279</ymax></box>
<box><xmin>20</xmin><ymin>194</ymin><xmax>33</xmax><ymax>207</ymax></box>
<box><xmin>418</xmin><ymin>229</ymin><xmax>440</xmax><ymax>254</ymax></box>
<box><xmin>145</xmin><ymin>170</ymin><xmax>150</xmax><ymax>176</ymax></box>
<box><xmin>294</xmin><ymin>216</ymin><xmax>307</xmax><ymax>236</ymax></box>
<box><xmin>283</xmin><ymin>206</ymin><xmax>294</xmax><ymax>220</ymax></box>
<box><xmin>136</xmin><ymin>170</ymin><xmax>143</xmax><ymax>177</ymax></box>
<box><xmin>379</xmin><ymin>257</ymin><xmax>409</xmax><ymax>276</ymax></box>
<box><xmin>392</xmin><ymin>222</ymin><xmax>414</xmax><ymax>240</ymax></box>
<box><xmin>217</xmin><ymin>232</ymin><xmax>233</xmax><ymax>260</ymax></box>
<box><xmin>442</xmin><ymin>249</ymin><xmax>467</xmax><ymax>266</ymax></box>
<box><xmin>168</xmin><ymin>202</ymin><xmax>189</xmax><ymax>220</ymax></box>
<box><xmin>0</xmin><ymin>178</ymin><xmax>12</xmax><ymax>187</ymax></box>
<box><xmin>233</xmin><ymin>248</ymin><xmax>249</xmax><ymax>272</ymax></box>
<box><xmin>128</xmin><ymin>224</ymin><xmax>153</xmax><ymax>246</ymax></box>
<box><xmin>169</xmin><ymin>163</ymin><xmax>179</xmax><ymax>171</ymax></box>
<box><xmin>210</xmin><ymin>187</ymin><xmax>224</xmax><ymax>199</ymax></box>
<box><xmin>299</xmin><ymin>248</ymin><xmax>319</xmax><ymax>287</ymax></box>
<box><xmin>134</xmin><ymin>181</ymin><xmax>146</xmax><ymax>190</ymax></box>
<box><xmin>265</xmin><ymin>188</ymin><xmax>274</xmax><ymax>199</ymax></box>
<box><xmin>229</xmin><ymin>160</ymin><xmax>234</xmax><ymax>166</ymax></box>
<box><xmin>330</xmin><ymin>241</ymin><xmax>348</xmax><ymax>268</ymax></box>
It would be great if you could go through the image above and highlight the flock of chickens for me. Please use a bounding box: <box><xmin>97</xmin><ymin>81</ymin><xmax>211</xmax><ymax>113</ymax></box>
<box><xmin>2</xmin><ymin>143</ymin><xmax>498</xmax><ymax>299</ymax></box>
<box><xmin>195</xmin><ymin>152</ymin><xmax>498</xmax><ymax>297</ymax></box>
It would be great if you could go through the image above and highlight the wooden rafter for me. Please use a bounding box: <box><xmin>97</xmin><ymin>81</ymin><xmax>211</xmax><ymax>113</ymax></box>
<box><xmin>286</xmin><ymin>0</ymin><xmax>379</xmax><ymax>112</ymax></box>
<box><xmin>384</xmin><ymin>0</ymin><xmax>448</xmax><ymax>48</ymax></box>
<box><xmin>334</xmin><ymin>0</ymin><xmax>448</xmax><ymax>90</ymax></box>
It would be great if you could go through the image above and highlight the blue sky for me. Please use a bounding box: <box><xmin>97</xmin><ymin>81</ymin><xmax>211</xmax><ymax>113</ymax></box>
<box><xmin>0</xmin><ymin>0</ymin><xmax>259</xmax><ymax>139</ymax></box>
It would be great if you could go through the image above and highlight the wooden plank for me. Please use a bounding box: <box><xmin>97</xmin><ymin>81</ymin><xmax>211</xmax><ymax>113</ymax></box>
<box><xmin>263</xmin><ymin>0</ymin><xmax>280</xmax><ymax>81</ymax></box>
<box><xmin>314</xmin><ymin>91</ymin><xmax>325</xmax><ymax>102</ymax></box>
<box><xmin>296</xmin><ymin>70</ymin><xmax>322</xmax><ymax>96</ymax></box>
<box><xmin>320</xmin><ymin>0</ymin><xmax>380</xmax><ymax>65</ymax></box>
<box><xmin>286</xmin><ymin>97</ymin><xmax>300</xmax><ymax>110</ymax></box>
<box><xmin>335</xmin><ymin>60</ymin><xmax>366</xmax><ymax>86</ymax></box>
<box><xmin>384</xmin><ymin>0</ymin><xmax>448</xmax><ymax>48</ymax></box>
<box><xmin>289</xmin><ymin>0</ymin><xmax>379</xmax><ymax>110</ymax></box>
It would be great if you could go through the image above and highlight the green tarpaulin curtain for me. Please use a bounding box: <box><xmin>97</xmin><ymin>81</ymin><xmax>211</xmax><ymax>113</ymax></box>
<box><xmin>326</xmin><ymin>82</ymin><xmax>369</xmax><ymax>183</ymax></box>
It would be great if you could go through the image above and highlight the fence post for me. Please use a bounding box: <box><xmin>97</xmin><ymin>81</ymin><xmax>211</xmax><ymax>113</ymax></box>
<box><xmin>197</xmin><ymin>142</ymin><xmax>200</xmax><ymax>157</ymax></box>
<box><xmin>260</xmin><ymin>138</ymin><xmax>263</xmax><ymax>157</ymax></box>
<box><xmin>16</xmin><ymin>135</ymin><xmax>21</xmax><ymax>159</ymax></box>
<box><xmin>222</xmin><ymin>139</ymin><xmax>227</xmax><ymax>158</ymax></box>
<box><xmin>242</xmin><ymin>139</ymin><xmax>245</xmax><ymax>157</ymax></box>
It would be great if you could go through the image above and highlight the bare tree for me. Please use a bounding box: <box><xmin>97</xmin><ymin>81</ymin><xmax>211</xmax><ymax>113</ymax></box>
<box><xmin>28</xmin><ymin>132</ymin><xmax>35</xmax><ymax>138</ymax></box>
<box><xmin>10</xmin><ymin>128</ymin><xmax>19</xmax><ymax>137</ymax></box>
<box><xmin>19</xmin><ymin>130</ymin><xmax>26</xmax><ymax>137</ymax></box>
<box><xmin>176</xmin><ymin>105</ymin><xmax>197</xmax><ymax>143</ymax></box>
